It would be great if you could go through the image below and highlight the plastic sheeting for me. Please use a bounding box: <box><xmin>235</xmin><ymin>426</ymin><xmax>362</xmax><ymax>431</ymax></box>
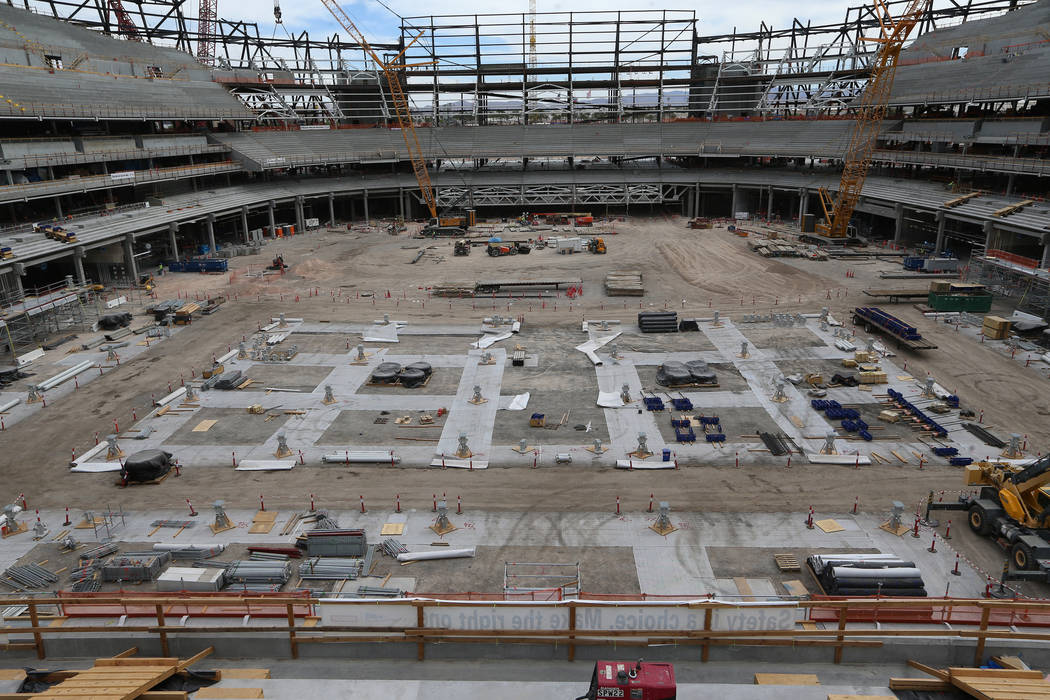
<box><xmin>499</xmin><ymin>392</ymin><xmax>530</xmax><ymax>410</ymax></box>
<box><xmin>472</xmin><ymin>332</ymin><xmax>512</xmax><ymax>349</ymax></box>
<box><xmin>364</xmin><ymin>324</ymin><xmax>399</xmax><ymax>343</ymax></box>
<box><xmin>235</xmin><ymin>460</ymin><xmax>296</xmax><ymax>471</ymax></box>
<box><xmin>805</xmin><ymin>454</ymin><xmax>872</xmax><ymax>465</ymax></box>
<box><xmin>397</xmin><ymin>548</ymin><xmax>476</xmax><ymax>562</ymax></box>
<box><xmin>615</xmin><ymin>460</ymin><xmax>675</xmax><ymax>470</ymax></box>
<box><xmin>597</xmin><ymin>392</ymin><xmax>626</xmax><ymax>408</ymax></box>
<box><xmin>575</xmin><ymin>331</ymin><xmax>621</xmax><ymax>366</ymax></box>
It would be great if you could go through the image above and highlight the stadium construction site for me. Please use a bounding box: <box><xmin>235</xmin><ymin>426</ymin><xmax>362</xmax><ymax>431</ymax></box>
<box><xmin>1</xmin><ymin>0</ymin><xmax>1050</xmax><ymax>698</ymax></box>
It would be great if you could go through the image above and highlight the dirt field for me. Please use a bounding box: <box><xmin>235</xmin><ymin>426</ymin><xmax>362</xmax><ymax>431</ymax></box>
<box><xmin>4</xmin><ymin>216</ymin><xmax>1048</xmax><ymax>521</ymax></box>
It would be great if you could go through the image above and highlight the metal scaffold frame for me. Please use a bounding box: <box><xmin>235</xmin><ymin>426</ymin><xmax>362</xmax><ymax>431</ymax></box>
<box><xmin>0</xmin><ymin>278</ymin><xmax>105</xmax><ymax>357</ymax></box>
<box><xmin>434</xmin><ymin>182</ymin><xmax>683</xmax><ymax>207</ymax></box>
<box><xmin>969</xmin><ymin>257</ymin><xmax>1050</xmax><ymax>320</ymax></box>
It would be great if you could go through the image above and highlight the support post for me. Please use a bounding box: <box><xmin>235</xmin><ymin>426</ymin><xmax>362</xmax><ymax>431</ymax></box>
<box><xmin>1041</xmin><ymin>236</ymin><xmax>1050</xmax><ymax>269</ymax></box>
<box><xmin>974</xmin><ymin>605</ymin><xmax>991</xmax><ymax>666</ymax></box>
<box><xmin>934</xmin><ymin>211</ymin><xmax>946</xmax><ymax>256</ymax></box>
<box><xmin>73</xmin><ymin>246</ymin><xmax>87</xmax><ymax>286</ymax></box>
<box><xmin>893</xmin><ymin>203</ymin><xmax>905</xmax><ymax>244</ymax></box>
<box><xmin>168</xmin><ymin>222</ymin><xmax>179</xmax><ymax>261</ymax></box>
<box><xmin>799</xmin><ymin>187</ymin><xmax>809</xmax><ymax>221</ymax></box>
<box><xmin>241</xmin><ymin>206</ymin><xmax>250</xmax><ymax>245</ymax></box>
<box><xmin>833</xmin><ymin>606</ymin><xmax>847</xmax><ymax>663</ymax></box>
<box><xmin>730</xmin><ymin>184</ymin><xmax>740</xmax><ymax>217</ymax></box>
<box><xmin>983</xmin><ymin>220</ymin><xmax>994</xmax><ymax>253</ymax></box>
<box><xmin>28</xmin><ymin>601</ymin><xmax>44</xmax><ymax>659</ymax></box>
<box><xmin>363</xmin><ymin>189</ymin><xmax>370</xmax><ymax>222</ymax></box>
<box><xmin>206</xmin><ymin>214</ymin><xmax>217</xmax><ymax>253</ymax></box>
<box><xmin>287</xmin><ymin>602</ymin><xmax>298</xmax><ymax>659</ymax></box>
<box><xmin>328</xmin><ymin>192</ymin><xmax>336</xmax><ymax>226</ymax></box>
<box><xmin>267</xmin><ymin>200</ymin><xmax>276</xmax><ymax>233</ymax></box>
<box><xmin>123</xmin><ymin>234</ymin><xmax>138</xmax><ymax>283</ymax></box>
<box><xmin>701</xmin><ymin>607</ymin><xmax>713</xmax><ymax>662</ymax></box>
<box><xmin>155</xmin><ymin>604</ymin><xmax>169</xmax><ymax>656</ymax></box>
<box><xmin>568</xmin><ymin>604</ymin><xmax>576</xmax><ymax>661</ymax></box>
<box><xmin>416</xmin><ymin>602</ymin><xmax>425</xmax><ymax>661</ymax></box>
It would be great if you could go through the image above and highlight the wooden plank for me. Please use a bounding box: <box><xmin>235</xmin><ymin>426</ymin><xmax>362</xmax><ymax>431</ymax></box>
<box><xmin>782</xmin><ymin>580</ymin><xmax>808</xmax><ymax>597</ymax></box>
<box><xmin>888</xmin><ymin>678</ymin><xmax>952</xmax><ymax>691</ymax></box>
<box><xmin>0</xmin><ymin>670</ymin><xmax>26</xmax><ymax>681</ymax></box>
<box><xmin>176</xmin><ymin>647</ymin><xmax>214</xmax><ymax>671</ymax></box>
<box><xmin>381</xmin><ymin>523</ymin><xmax>405</xmax><ymax>536</ymax></box>
<box><xmin>217</xmin><ymin>670</ymin><xmax>271</xmax><ymax>679</ymax></box>
<box><xmin>815</xmin><ymin>519</ymin><xmax>844</xmax><ymax>533</ymax></box>
<box><xmin>754</xmin><ymin>673</ymin><xmax>820</xmax><ymax>685</ymax></box>
<box><xmin>827</xmin><ymin>696</ymin><xmax>896</xmax><ymax>700</ymax></box>
<box><xmin>194</xmin><ymin>688</ymin><xmax>264</xmax><ymax>699</ymax></box>
<box><xmin>733</xmin><ymin>577</ymin><xmax>753</xmax><ymax>596</ymax></box>
<box><xmin>907</xmin><ymin>659</ymin><xmax>948</xmax><ymax>680</ymax></box>
<box><xmin>93</xmin><ymin>659</ymin><xmax>179</xmax><ymax>667</ymax></box>
<box><xmin>111</xmin><ymin>647</ymin><xmax>139</xmax><ymax>658</ymax></box>
<box><xmin>191</xmin><ymin>420</ymin><xmax>218</xmax><ymax>432</ymax></box>
<box><xmin>949</xmin><ymin>669</ymin><xmax>1045</xmax><ymax>680</ymax></box>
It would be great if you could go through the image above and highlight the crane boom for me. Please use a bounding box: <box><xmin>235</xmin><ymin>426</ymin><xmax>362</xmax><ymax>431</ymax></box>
<box><xmin>320</xmin><ymin>0</ymin><xmax>438</xmax><ymax>221</ymax></box>
<box><xmin>817</xmin><ymin>0</ymin><xmax>930</xmax><ymax>238</ymax></box>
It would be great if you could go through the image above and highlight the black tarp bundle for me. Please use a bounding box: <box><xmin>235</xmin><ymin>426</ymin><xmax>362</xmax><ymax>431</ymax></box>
<box><xmin>121</xmin><ymin>449</ymin><xmax>174</xmax><ymax>482</ymax></box>
<box><xmin>212</xmin><ymin>370</ymin><xmax>243</xmax><ymax>390</ymax></box>
<box><xmin>656</xmin><ymin>360</ymin><xmax>717</xmax><ymax>387</ymax></box>
<box><xmin>97</xmin><ymin>312</ymin><xmax>133</xmax><ymax>330</ymax></box>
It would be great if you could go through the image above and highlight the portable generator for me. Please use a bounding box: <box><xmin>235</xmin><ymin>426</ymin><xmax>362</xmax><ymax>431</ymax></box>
<box><xmin>575</xmin><ymin>660</ymin><xmax>675</xmax><ymax>699</ymax></box>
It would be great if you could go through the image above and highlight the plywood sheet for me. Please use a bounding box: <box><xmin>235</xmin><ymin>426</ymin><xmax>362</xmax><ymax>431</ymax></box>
<box><xmin>192</xmin><ymin>419</ymin><xmax>218</xmax><ymax>432</ymax></box>
<box><xmin>249</xmin><ymin>510</ymin><xmax>278</xmax><ymax>534</ymax></box>
<box><xmin>220</xmin><ymin>669</ymin><xmax>271</xmax><ymax>679</ymax></box>
<box><xmin>815</xmin><ymin>519</ymin><xmax>845</xmax><ymax>533</ymax></box>
<box><xmin>754</xmin><ymin>673</ymin><xmax>820</xmax><ymax>685</ymax></box>
<box><xmin>381</xmin><ymin>523</ymin><xmax>405</xmax><ymax>536</ymax></box>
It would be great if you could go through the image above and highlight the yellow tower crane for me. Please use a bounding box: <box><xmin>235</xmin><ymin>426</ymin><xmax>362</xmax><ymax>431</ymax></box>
<box><xmin>816</xmin><ymin>0</ymin><xmax>931</xmax><ymax>238</ymax></box>
<box><xmin>320</xmin><ymin>0</ymin><xmax>440</xmax><ymax>226</ymax></box>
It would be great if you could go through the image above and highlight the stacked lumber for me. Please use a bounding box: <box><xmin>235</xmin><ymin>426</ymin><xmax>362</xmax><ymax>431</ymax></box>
<box><xmin>605</xmin><ymin>269</ymin><xmax>643</xmax><ymax>296</ymax></box>
<box><xmin>430</xmin><ymin>284</ymin><xmax>476</xmax><ymax>298</ymax></box>
<box><xmin>890</xmin><ymin>660</ymin><xmax>1050</xmax><ymax>698</ymax></box>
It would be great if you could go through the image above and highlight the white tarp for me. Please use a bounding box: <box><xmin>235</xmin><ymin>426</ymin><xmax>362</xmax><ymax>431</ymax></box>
<box><xmin>805</xmin><ymin>454</ymin><xmax>872</xmax><ymax>465</ymax></box>
<box><xmin>70</xmin><ymin>462</ymin><xmax>122</xmax><ymax>473</ymax></box>
<box><xmin>397</xmin><ymin>548</ymin><xmax>476</xmax><ymax>562</ymax></box>
<box><xmin>364</xmin><ymin>324</ymin><xmax>399</xmax><ymax>343</ymax></box>
<box><xmin>16</xmin><ymin>348</ymin><xmax>44</xmax><ymax>367</ymax></box>
<box><xmin>615</xmin><ymin>459</ymin><xmax>674</xmax><ymax>470</ymax></box>
<box><xmin>429</xmin><ymin>457</ymin><xmax>488</xmax><ymax>469</ymax></box>
<box><xmin>575</xmin><ymin>331</ymin><xmax>621</xmax><ymax>366</ymax></box>
<box><xmin>499</xmin><ymin>392</ymin><xmax>530</xmax><ymax>410</ymax></box>
<box><xmin>235</xmin><ymin>459</ymin><xmax>296</xmax><ymax>471</ymax></box>
<box><xmin>70</xmin><ymin>440</ymin><xmax>109</xmax><ymax>468</ymax></box>
<box><xmin>472</xmin><ymin>332</ymin><xmax>511</xmax><ymax>349</ymax></box>
<box><xmin>597</xmin><ymin>391</ymin><xmax>626</xmax><ymax>408</ymax></box>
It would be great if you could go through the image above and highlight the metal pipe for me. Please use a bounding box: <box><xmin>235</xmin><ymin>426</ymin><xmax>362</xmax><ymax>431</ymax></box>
<box><xmin>37</xmin><ymin>360</ymin><xmax>95</xmax><ymax>391</ymax></box>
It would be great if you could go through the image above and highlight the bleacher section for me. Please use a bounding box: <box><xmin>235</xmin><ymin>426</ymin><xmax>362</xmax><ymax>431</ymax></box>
<box><xmin>0</xmin><ymin>135</ymin><xmax>230</xmax><ymax>170</ymax></box>
<box><xmin>213</xmin><ymin>120</ymin><xmax>856</xmax><ymax>169</ymax></box>
<box><xmin>0</xmin><ymin>4</ymin><xmax>250</xmax><ymax>120</ymax></box>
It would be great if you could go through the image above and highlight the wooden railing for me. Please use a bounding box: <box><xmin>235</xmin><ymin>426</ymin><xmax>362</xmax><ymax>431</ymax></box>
<box><xmin>6</xmin><ymin>594</ymin><xmax>1050</xmax><ymax>665</ymax></box>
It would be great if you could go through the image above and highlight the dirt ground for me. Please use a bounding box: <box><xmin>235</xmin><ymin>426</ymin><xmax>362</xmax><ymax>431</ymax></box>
<box><xmin>4</xmin><ymin>216</ymin><xmax>1049</xmax><ymax>523</ymax></box>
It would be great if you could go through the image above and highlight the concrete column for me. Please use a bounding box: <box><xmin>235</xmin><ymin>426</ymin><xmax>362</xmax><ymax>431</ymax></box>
<box><xmin>54</xmin><ymin>197</ymin><xmax>63</xmax><ymax>219</ymax></box>
<box><xmin>694</xmin><ymin>183</ymin><xmax>701</xmax><ymax>218</ymax></box>
<box><xmin>1041</xmin><ymin>237</ymin><xmax>1050</xmax><ymax>269</ymax></box>
<box><xmin>241</xmin><ymin>206</ymin><xmax>250</xmax><ymax>244</ymax></box>
<box><xmin>983</xmin><ymin>220</ymin><xmax>994</xmax><ymax>253</ymax></box>
<box><xmin>3</xmin><ymin>170</ymin><xmax>12</xmax><ymax>186</ymax></box>
<box><xmin>205</xmin><ymin>215</ymin><xmax>217</xmax><ymax>253</ymax></box>
<box><xmin>13</xmin><ymin>266</ymin><xmax>25</xmax><ymax>298</ymax></box>
<box><xmin>730</xmin><ymin>184</ymin><xmax>740</xmax><ymax>217</ymax></box>
<box><xmin>893</xmin><ymin>203</ymin><xmax>905</xmax><ymax>244</ymax></box>
<box><xmin>328</xmin><ymin>192</ymin><xmax>335</xmax><ymax>226</ymax></box>
<box><xmin>799</xmin><ymin>188</ymin><xmax>809</xmax><ymax>221</ymax></box>
<box><xmin>767</xmin><ymin>185</ymin><xmax>774</xmax><ymax>218</ymax></box>
<box><xmin>363</xmin><ymin>190</ymin><xmax>369</xmax><ymax>222</ymax></box>
<box><xmin>73</xmin><ymin>247</ymin><xmax>86</xmax><ymax>286</ymax></box>
<box><xmin>934</xmin><ymin>211</ymin><xmax>947</xmax><ymax>256</ymax></box>
<box><xmin>349</xmin><ymin>197</ymin><xmax>356</xmax><ymax>223</ymax></box>
<box><xmin>168</xmin><ymin>222</ymin><xmax>179</xmax><ymax>261</ymax></box>
<box><xmin>294</xmin><ymin>197</ymin><xmax>305</xmax><ymax>233</ymax></box>
<box><xmin>267</xmin><ymin>201</ymin><xmax>276</xmax><ymax>233</ymax></box>
<box><xmin>398</xmin><ymin>188</ymin><xmax>405</xmax><ymax>219</ymax></box>
<box><xmin>123</xmin><ymin>234</ymin><xmax>138</xmax><ymax>283</ymax></box>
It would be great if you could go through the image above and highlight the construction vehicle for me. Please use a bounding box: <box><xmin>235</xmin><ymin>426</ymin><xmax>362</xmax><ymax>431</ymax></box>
<box><xmin>814</xmin><ymin>0</ymin><xmax>929</xmax><ymax>240</ymax></box>
<box><xmin>453</xmin><ymin>239</ymin><xmax>471</xmax><ymax>256</ymax></box>
<box><xmin>587</xmin><ymin>237</ymin><xmax>606</xmax><ymax>254</ymax></box>
<box><xmin>320</xmin><ymin>0</ymin><xmax>471</xmax><ymax>237</ymax></box>
<box><xmin>38</xmin><ymin>223</ymin><xmax>77</xmax><ymax>243</ymax></box>
<box><xmin>487</xmin><ymin>242</ymin><xmax>517</xmax><ymax>257</ymax></box>
<box><xmin>930</xmin><ymin>455</ymin><xmax>1050</xmax><ymax>579</ymax></box>
<box><xmin>268</xmin><ymin>254</ymin><xmax>287</xmax><ymax>271</ymax></box>
<box><xmin>574</xmin><ymin>660</ymin><xmax>676</xmax><ymax>700</ymax></box>
<box><xmin>138</xmin><ymin>273</ymin><xmax>154</xmax><ymax>293</ymax></box>
<box><xmin>0</xmin><ymin>245</ymin><xmax>13</xmax><ymax>260</ymax></box>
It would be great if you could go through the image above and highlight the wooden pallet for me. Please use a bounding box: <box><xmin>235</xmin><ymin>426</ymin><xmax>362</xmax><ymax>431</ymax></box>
<box><xmin>116</xmin><ymin>470</ymin><xmax>172</xmax><ymax>488</ymax></box>
<box><xmin>774</xmin><ymin>553</ymin><xmax>801</xmax><ymax>572</ymax></box>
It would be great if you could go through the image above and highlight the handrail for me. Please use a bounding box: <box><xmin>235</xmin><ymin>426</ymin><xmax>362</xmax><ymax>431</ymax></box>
<box><xmin>7</xmin><ymin>144</ymin><xmax>229</xmax><ymax>169</ymax></box>
<box><xmin>5</xmin><ymin>593</ymin><xmax>1050</xmax><ymax>664</ymax></box>
<box><xmin>0</xmin><ymin>161</ymin><xmax>242</xmax><ymax>201</ymax></box>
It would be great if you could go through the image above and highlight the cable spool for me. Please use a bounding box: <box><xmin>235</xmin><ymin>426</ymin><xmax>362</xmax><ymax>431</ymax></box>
<box><xmin>370</xmin><ymin>362</ymin><xmax>401</xmax><ymax>384</ymax></box>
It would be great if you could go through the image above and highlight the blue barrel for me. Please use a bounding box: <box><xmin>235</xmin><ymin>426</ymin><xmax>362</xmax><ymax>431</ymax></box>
<box><xmin>662</xmin><ymin>448</ymin><xmax>671</xmax><ymax>462</ymax></box>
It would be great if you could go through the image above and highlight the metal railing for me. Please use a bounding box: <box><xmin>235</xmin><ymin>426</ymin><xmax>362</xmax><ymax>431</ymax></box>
<box><xmin>7</xmin><ymin>144</ymin><xmax>229</xmax><ymax>169</ymax></box>
<box><xmin>0</xmin><ymin>161</ymin><xmax>243</xmax><ymax>203</ymax></box>
<box><xmin>0</xmin><ymin>101</ymin><xmax>253</xmax><ymax>121</ymax></box>
<box><xmin>872</xmin><ymin>149</ymin><xmax>1050</xmax><ymax>176</ymax></box>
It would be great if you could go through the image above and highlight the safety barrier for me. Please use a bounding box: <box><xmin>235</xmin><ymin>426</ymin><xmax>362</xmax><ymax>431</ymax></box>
<box><xmin>5</xmin><ymin>594</ymin><xmax>1050</xmax><ymax>665</ymax></box>
<box><xmin>987</xmin><ymin>249</ymin><xmax>1042</xmax><ymax>270</ymax></box>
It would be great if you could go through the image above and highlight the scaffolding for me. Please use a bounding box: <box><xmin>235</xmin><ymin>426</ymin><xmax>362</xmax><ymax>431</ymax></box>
<box><xmin>0</xmin><ymin>277</ymin><xmax>105</xmax><ymax>358</ymax></box>
<box><xmin>968</xmin><ymin>256</ymin><xmax>1050</xmax><ymax>320</ymax></box>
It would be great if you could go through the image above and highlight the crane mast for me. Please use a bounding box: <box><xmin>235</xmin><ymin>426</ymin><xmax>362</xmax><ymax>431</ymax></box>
<box><xmin>320</xmin><ymin>0</ymin><xmax>439</xmax><ymax>222</ymax></box>
<box><xmin>816</xmin><ymin>0</ymin><xmax>930</xmax><ymax>238</ymax></box>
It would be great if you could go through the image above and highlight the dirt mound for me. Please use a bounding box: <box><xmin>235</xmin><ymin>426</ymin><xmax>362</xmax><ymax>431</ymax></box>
<box><xmin>294</xmin><ymin>258</ymin><xmax>337</xmax><ymax>280</ymax></box>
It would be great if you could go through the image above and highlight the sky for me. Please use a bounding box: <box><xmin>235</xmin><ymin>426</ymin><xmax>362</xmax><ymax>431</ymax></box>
<box><xmin>213</xmin><ymin>0</ymin><xmax>868</xmax><ymax>49</ymax></box>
